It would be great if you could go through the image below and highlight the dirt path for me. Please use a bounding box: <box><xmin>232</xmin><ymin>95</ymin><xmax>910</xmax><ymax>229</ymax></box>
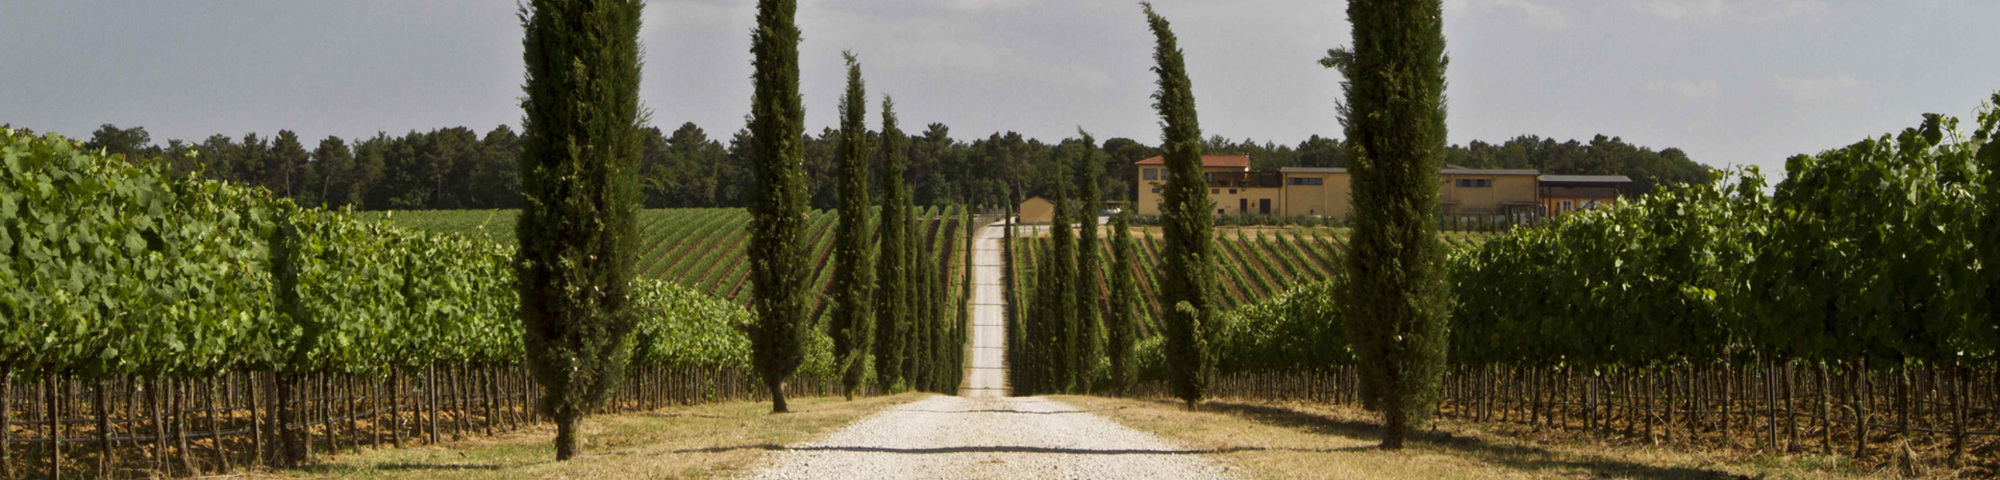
<box><xmin>744</xmin><ymin>222</ymin><xmax>1234</xmax><ymax>480</ymax></box>
<box><xmin>962</xmin><ymin>219</ymin><xmax>1009</xmax><ymax>397</ymax></box>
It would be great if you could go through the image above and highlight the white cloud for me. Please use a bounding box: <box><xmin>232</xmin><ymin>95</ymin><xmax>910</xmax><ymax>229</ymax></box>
<box><xmin>1631</xmin><ymin>0</ymin><xmax>1830</xmax><ymax>21</ymax></box>
<box><xmin>1447</xmin><ymin>0</ymin><xmax>1570</xmax><ymax>30</ymax></box>
<box><xmin>875</xmin><ymin>38</ymin><xmax>1115</xmax><ymax>91</ymax></box>
<box><xmin>1768</xmin><ymin>75</ymin><xmax>1864</xmax><ymax>103</ymax></box>
<box><xmin>950</xmin><ymin>0</ymin><xmax>1044</xmax><ymax>12</ymax></box>
<box><xmin>1645</xmin><ymin>79</ymin><xmax>1720</xmax><ymax>101</ymax></box>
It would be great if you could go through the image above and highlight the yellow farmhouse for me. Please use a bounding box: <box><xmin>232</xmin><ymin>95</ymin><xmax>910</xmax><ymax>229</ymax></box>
<box><xmin>1131</xmin><ymin>155</ymin><xmax>1629</xmax><ymax>219</ymax></box>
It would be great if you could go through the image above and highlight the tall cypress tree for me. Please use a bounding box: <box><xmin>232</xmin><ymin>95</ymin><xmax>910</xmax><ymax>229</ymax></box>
<box><xmin>874</xmin><ymin>97</ymin><xmax>910</xmax><ymax>391</ymax></box>
<box><xmin>747</xmin><ymin>0</ymin><xmax>810</xmax><ymax>413</ymax></box>
<box><xmin>1107</xmin><ymin>209</ymin><xmax>1141</xmax><ymax>395</ymax></box>
<box><xmin>928</xmin><ymin>234</ymin><xmax>944</xmax><ymax>392</ymax></box>
<box><xmin>1036</xmin><ymin>157</ymin><xmax>1078</xmax><ymax>393</ymax></box>
<box><xmin>910</xmin><ymin>209</ymin><xmax>932</xmax><ymax>390</ymax></box>
<box><xmin>956</xmin><ymin>207</ymin><xmax>975</xmax><ymax>392</ymax></box>
<box><xmin>515</xmin><ymin>0</ymin><xmax>645</xmax><ymax>459</ymax></box>
<box><xmin>1073</xmin><ymin>131</ymin><xmax>1105</xmax><ymax>393</ymax></box>
<box><xmin>1003</xmin><ymin>194</ymin><xmax>1025</xmax><ymax>393</ymax></box>
<box><xmin>829</xmin><ymin>51</ymin><xmax>876</xmax><ymax>400</ymax></box>
<box><xmin>1331</xmin><ymin>0</ymin><xmax>1453</xmax><ymax>449</ymax></box>
<box><xmin>930</xmin><ymin>233</ymin><xmax>950</xmax><ymax>392</ymax></box>
<box><xmin>1142</xmin><ymin>2</ymin><xmax>1217</xmax><ymax>409</ymax></box>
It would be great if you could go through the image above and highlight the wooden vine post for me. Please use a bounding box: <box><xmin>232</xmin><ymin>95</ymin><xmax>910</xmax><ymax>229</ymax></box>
<box><xmin>1853</xmin><ymin>361</ymin><xmax>1869</xmax><ymax>459</ymax></box>
<box><xmin>2</xmin><ymin>364</ymin><xmax>12</xmax><ymax>480</ymax></box>
<box><xmin>210</xmin><ymin>374</ymin><xmax>229</xmax><ymax>473</ymax></box>
<box><xmin>390</xmin><ymin>370</ymin><xmax>403</xmax><ymax>448</ymax></box>
<box><xmin>257</xmin><ymin>372</ymin><xmax>273</xmax><ymax>467</ymax></box>
<box><xmin>45</xmin><ymin>372</ymin><xmax>60</xmax><ymax>480</ymax></box>
<box><xmin>92</xmin><ymin>380</ymin><xmax>109</xmax><ymax>478</ymax></box>
<box><xmin>174</xmin><ymin>379</ymin><xmax>193</xmax><ymax>474</ymax></box>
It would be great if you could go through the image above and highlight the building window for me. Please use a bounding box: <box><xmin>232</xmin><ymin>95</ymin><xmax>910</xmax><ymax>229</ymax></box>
<box><xmin>1228</xmin><ymin>189</ymin><xmax>1237</xmax><ymax>194</ymax></box>
<box><xmin>1151</xmin><ymin>187</ymin><xmax>1160</xmax><ymax>194</ymax></box>
<box><xmin>1211</xmin><ymin>188</ymin><xmax>1220</xmax><ymax>194</ymax></box>
<box><xmin>1142</xmin><ymin>168</ymin><xmax>1159</xmax><ymax>180</ymax></box>
<box><xmin>1287</xmin><ymin>177</ymin><xmax>1324</xmax><ymax>186</ymax></box>
<box><xmin>1560</xmin><ymin>200</ymin><xmax>1574</xmax><ymax>212</ymax></box>
<box><xmin>1455</xmin><ymin>179</ymin><xmax>1492</xmax><ymax>188</ymax></box>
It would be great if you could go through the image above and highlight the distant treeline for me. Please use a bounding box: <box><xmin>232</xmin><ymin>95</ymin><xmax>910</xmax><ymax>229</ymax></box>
<box><xmin>76</xmin><ymin>123</ymin><xmax>1711</xmax><ymax>211</ymax></box>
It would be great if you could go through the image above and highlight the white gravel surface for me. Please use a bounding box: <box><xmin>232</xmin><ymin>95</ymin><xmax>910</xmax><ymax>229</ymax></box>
<box><xmin>744</xmin><ymin>221</ymin><xmax>1235</xmax><ymax>480</ymax></box>
<box><xmin>743</xmin><ymin>396</ymin><xmax>1235</xmax><ymax>480</ymax></box>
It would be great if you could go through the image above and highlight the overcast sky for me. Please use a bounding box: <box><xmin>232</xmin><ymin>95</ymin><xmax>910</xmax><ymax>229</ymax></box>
<box><xmin>4</xmin><ymin>0</ymin><xmax>1995</xmax><ymax>175</ymax></box>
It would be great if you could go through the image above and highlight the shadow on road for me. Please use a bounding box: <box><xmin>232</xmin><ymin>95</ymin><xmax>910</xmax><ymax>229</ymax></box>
<box><xmin>672</xmin><ymin>443</ymin><xmax>1369</xmax><ymax>456</ymax></box>
<box><xmin>794</xmin><ymin>445</ymin><xmax>1372</xmax><ymax>455</ymax></box>
<box><xmin>894</xmin><ymin>408</ymin><xmax>1086</xmax><ymax>415</ymax></box>
<box><xmin>348</xmin><ymin>462</ymin><xmax>512</xmax><ymax>472</ymax></box>
<box><xmin>1189</xmin><ymin>400</ymin><xmax>1738</xmax><ymax>480</ymax></box>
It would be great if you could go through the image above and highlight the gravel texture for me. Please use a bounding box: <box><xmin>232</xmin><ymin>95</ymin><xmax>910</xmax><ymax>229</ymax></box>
<box><xmin>744</xmin><ymin>222</ymin><xmax>1235</xmax><ymax>480</ymax></box>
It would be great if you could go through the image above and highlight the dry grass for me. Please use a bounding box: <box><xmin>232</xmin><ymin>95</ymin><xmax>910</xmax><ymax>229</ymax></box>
<box><xmin>253</xmin><ymin>393</ymin><xmax>926</xmax><ymax>480</ymax></box>
<box><xmin>1057</xmin><ymin>395</ymin><xmax>1937</xmax><ymax>480</ymax></box>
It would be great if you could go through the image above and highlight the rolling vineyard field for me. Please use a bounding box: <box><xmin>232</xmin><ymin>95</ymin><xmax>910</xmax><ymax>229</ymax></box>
<box><xmin>1010</xmin><ymin>224</ymin><xmax>1496</xmax><ymax>336</ymax></box>
<box><xmin>0</xmin><ymin>130</ymin><xmax>973</xmax><ymax>479</ymax></box>
<box><xmin>365</xmin><ymin>207</ymin><xmax>975</xmax><ymax>325</ymax></box>
<box><xmin>1114</xmin><ymin>104</ymin><xmax>2000</xmax><ymax>472</ymax></box>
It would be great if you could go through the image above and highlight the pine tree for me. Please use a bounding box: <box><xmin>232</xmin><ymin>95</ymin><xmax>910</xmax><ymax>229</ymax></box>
<box><xmin>1107</xmin><ymin>209</ymin><xmax>1141</xmax><ymax>395</ymax></box>
<box><xmin>1330</xmin><ymin>0</ymin><xmax>1453</xmax><ymax>449</ymax></box>
<box><xmin>515</xmin><ymin>0</ymin><xmax>645</xmax><ymax>459</ymax></box>
<box><xmin>874</xmin><ymin>97</ymin><xmax>911</xmax><ymax>391</ymax></box>
<box><xmin>747</xmin><ymin>0</ymin><xmax>811</xmax><ymax>413</ymax></box>
<box><xmin>829</xmin><ymin>51</ymin><xmax>876</xmax><ymax>400</ymax></box>
<box><xmin>1073</xmin><ymin>131</ymin><xmax>1106</xmax><ymax>393</ymax></box>
<box><xmin>1142</xmin><ymin>2</ymin><xmax>1218</xmax><ymax>409</ymax></box>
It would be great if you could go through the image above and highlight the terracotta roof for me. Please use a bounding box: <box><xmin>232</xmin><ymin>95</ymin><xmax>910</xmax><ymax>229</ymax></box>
<box><xmin>1439</xmin><ymin>167</ymin><xmax>1541</xmax><ymax>176</ymax></box>
<box><xmin>1539</xmin><ymin>175</ymin><xmax>1633</xmax><ymax>184</ymax></box>
<box><xmin>1134</xmin><ymin>155</ymin><xmax>1251</xmax><ymax>168</ymax></box>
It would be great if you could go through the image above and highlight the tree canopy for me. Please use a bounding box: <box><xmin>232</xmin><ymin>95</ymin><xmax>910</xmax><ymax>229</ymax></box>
<box><xmin>83</xmin><ymin>122</ymin><xmax>1711</xmax><ymax>213</ymax></box>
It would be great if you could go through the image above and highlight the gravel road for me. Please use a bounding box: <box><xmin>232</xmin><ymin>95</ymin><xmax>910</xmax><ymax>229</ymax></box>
<box><xmin>744</xmin><ymin>221</ymin><xmax>1235</xmax><ymax>480</ymax></box>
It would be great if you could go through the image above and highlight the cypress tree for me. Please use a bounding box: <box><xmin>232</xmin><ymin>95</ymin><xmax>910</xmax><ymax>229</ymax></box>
<box><xmin>1037</xmin><ymin>157</ymin><xmax>1078</xmax><ymax>393</ymax></box>
<box><xmin>829</xmin><ymin>51</ymin><xmax>876</xmax><ymax>400</ymax></box>
<box><xmin>515</xmin><ymin>0</ymin><xmax>645</xmax><ymax>459</ymax></box>
<box><xmin>928</xmin><ymin>234</ymin><xmax>944</xmax><ymax>392</ymax></box>
<box><xmin>1021</xmin><ymin>230</ymin><xmax>1045</xmax><ymax>393</ymax></box>
<box><xmin>1017</xmin><ymin>189</ymin><xmax>1044</xmax><ymax>395</ymax></box>
<box><xmin>1330</xmin><ymin>0</ymin><xmax>1453</xmax><ymax>449</ymax></box>
<box><xmin>873</xmin><ymin>97</ymin><xmax>910</xmax><ymax>391</ymax></box>
<box><xmin>956</xmin><ymin>207</ymin><xmax>975</xmax><ymax>392</ymax></box>
<box><xmin>930</xmin><ymin>233</ymin><xmax>950</xmax><ymax>392</ymax></box>
<box><xmin>914</xmin><ymin>235</ymin><xmax>932</xmax><ymax>392</ymax></box>
<box><xmin>747</xmin><ymin>0</ymin><xmax>810</xmax><ymax>413</ymax></box>
<box><xmin>1073</xmin><ymin>131</ymin><xmax>1106</xmax><ymax>393</ymax></box>
<box><xmin>1142</xmin><ymin>2</ymin><xmax>1218</xmax><ymax>409</ymax></box>
<box><xmin>1003</xmin><ymin>194</ymin><xmax>1025</xmax><ymax>393</ymax></box>
<box><xmin>916</xmin><ymin>222</ymin><xmax>928</xmax><ymax>394</ymax></box>
<box><xmin>1107</xmin><ymin>209</ymin><xmax>1141</xmax><ymax>395</ymax></box>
